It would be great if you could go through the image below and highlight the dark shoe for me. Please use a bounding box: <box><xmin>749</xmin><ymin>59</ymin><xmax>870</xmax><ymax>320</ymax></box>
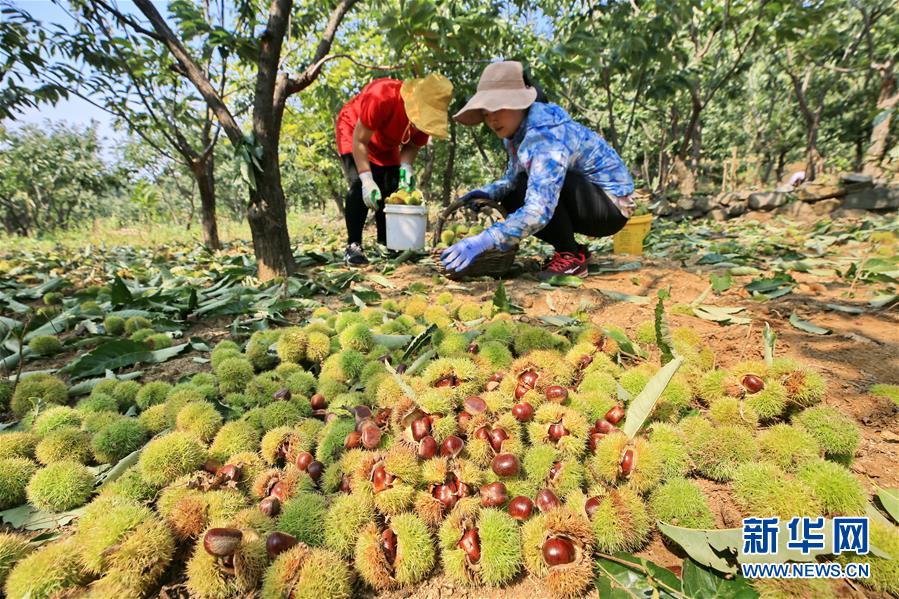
<box><xmin>538</xmin><ymin>250</ymin><xmax>588</xmax><ymax>280</ymax></box>
<box><xmin>344</xmin><ymin>242</ymin><xmax>369</xmax><ymax>266</ymax></box>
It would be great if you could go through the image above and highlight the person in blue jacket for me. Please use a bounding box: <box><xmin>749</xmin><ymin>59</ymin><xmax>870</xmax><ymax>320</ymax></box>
<box><xmin>441</xmin><ymin>61</ymin><xmax>636</xmax><ymax>279</ymax></box>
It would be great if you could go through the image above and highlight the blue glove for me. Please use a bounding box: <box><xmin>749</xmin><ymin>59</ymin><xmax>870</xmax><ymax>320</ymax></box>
<box><xmin>441</xmin><ymin>230</ymin><xmax>495</xmax><ymax>272</ymax></box>
<box><xmin>460</xmin><ymin>189</ymin><xmax>490</xmax><ymax>212</ymax></box>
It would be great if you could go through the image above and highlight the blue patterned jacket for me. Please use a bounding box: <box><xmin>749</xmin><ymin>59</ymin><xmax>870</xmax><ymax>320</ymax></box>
<box><xmin>480</xmin><ymin>102</ymin><xmax>635</xmax><ymax>250</ymax></box>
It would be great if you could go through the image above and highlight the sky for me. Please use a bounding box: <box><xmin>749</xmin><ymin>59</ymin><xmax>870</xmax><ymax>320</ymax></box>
<box><xmin>3</xmin><ymin>1</ymin><xmax>169</xmax><ymax>150</ymax></box>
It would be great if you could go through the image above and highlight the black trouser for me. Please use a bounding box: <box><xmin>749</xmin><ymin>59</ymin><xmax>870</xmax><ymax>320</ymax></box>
<box><xmin>496</xmin><ymin>172</ymin><xmax>628</xmax><ymax>253</ymax></box>
<box><xmin>341</xmin><ymin>153</ymin><xmax>400</xmax><ymax>246</ymax></box>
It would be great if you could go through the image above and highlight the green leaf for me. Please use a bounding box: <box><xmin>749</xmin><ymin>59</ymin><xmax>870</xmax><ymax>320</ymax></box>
<box><xmin>401</xmin><ymin>323</ymin><xmax>437</xmax><ymax>363</ymax></box>
<box><xmin>622</xmin><ymin>356</ymin><xmax>683</xmax><ymax>438</ymax></box>
<box><xmin>656</xmin><ymin>523</ymin><xmax>741</xmax><ymax>574</ymax></box>
<box><xmin>110</xmin><ymin>275</ymin><xmax>133</xmax><ymax>305</ymax></box>
<box><xmin>789</xmin><ymin>312</ymin><xmax>831</xmax><ymax>335</ymax></box>
<box><xmin>602</xmin><ymin>328</ymin><xmax>647</xmax><ymax>358</ymax></box>
<box><xmin>597</xmin><ymin>289</ymin><xmax>651</xmax><ymax>304</ymax></box>
<box><xmin>693</xmin><ymin>305</ymin><xmax>751</xmax><ymax>325</ymax></box>
<box><xmin>823</xmin><ymin>303</ymin><xmax>865</xmax><ymax>314</ymax></box>
<box><xmin>0</xmin><ymin>504</ymin><xmax>87</xmax><ymax>530</ymax></box>
<box><xmin>538</xmin><ymin>315</ymin><xmax>579</xmax><ymax>327</ymax></box>
<box><xmin>763</xmin><ymin>322</ymin><xmax>777</xmax><ymax>366</ymax></box>
<box><xmin>59</xmin><ymin>340</ymin><xmax>189</xmax><ymax>380</ymax></box>
<box><xmin>372</xmin><ymin>334</ymin><xmax>413</xmax><ymax>350</ymax></box>
<box><xmin>710</xmin><ymin>272</ymin><xmax>733</xmax><ymax>293</ymax></box>
<box><xmin>655</xmin><ymin>289</ymin><xmax>674</xmax><ymax>365</ymax></box>
<box><xmin>67</xmin><ymin>370</ymin><xmax>143</xmax><ymax>396</ymax></box>
<box><xmin>681</xmin><ymin>559</ymin><xmax>758</xmax><ymax>598</ymax></box>
<box><xmin>594</xmin><ymin>552</ymin><xmax>683</xmax><ymax>599</ymax></box>
<box><xmin>96</xmin><ymin>446</ymin><xmax>143</xmax><ymax>488</ymax></box>
<box><xmin>876</xmin><ymin>488</ymin><xmax>899</xmax><ymax>524</ymax></box>
<box><xmin>492</xmin><ymin>281</ymin><xmax>510</xmax><ymax>312</ymax></box>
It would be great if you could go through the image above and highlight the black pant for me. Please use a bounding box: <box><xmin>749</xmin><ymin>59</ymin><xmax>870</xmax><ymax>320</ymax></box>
<box><xmin>496</xmin><ymin>172</ymin><xmax>628</xmax><ymax>253</ymax></box>
<box><xmin>341</xmin><ymin>154</ymin><xmax>400</xmax><ymax>246</ymax></box>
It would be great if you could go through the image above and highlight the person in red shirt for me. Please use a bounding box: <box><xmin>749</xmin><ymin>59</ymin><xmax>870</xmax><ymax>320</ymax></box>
<box><xmin>336</xmin><ymin>73</ymin><xmax>453</xmax><ymax>265</ymax></box>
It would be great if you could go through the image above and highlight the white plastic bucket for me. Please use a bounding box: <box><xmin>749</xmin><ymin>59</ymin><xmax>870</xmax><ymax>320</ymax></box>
<box><xmin>384</xmin><ymin>204</ymin><xmax>428</xmax><ymax>251</ymax></box>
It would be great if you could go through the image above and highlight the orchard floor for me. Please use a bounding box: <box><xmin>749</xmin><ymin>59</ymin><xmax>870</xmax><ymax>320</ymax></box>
<box><xmin>132</xmin><ymin>211</ymin><xmax>898</xmax><ymax>599</ymax></box>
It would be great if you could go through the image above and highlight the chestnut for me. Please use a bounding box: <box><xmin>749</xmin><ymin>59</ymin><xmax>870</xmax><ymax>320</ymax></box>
<box><xmin>547</xmin><ymin>422</ymin><xmax>569</xmax><ymax>443</ymax></box>
<box><xmin>395</xmin><ymin>364</ymin><xmax>407</xmax><ymax>375</ymax></box>
<box><xmin>463</xmin><ymin>395</ymin><xmax>487</xmax><ymax>415</ymax></box>
<box><xmin>578</xmin><ymin>354</ymin><xmax>593</xmax><ymax>369</ymax></box>
<box><xmin>440</xmin><ymin>435</ymin><xmax>464</xmax><ymax>458</ymax></box>
<box><xmin>202</xmin><ymin>459</ymin><xmax>223</xmax><ymax>475</ymax></box>
<box><xmin>272</xmin><ymin>387</ymin><xmax>291</xmax><ymax>401</ymax></box>
<box><xmin>270</xmin><ymin>481</ymin><xmax>290</xmax><ymax>503</ymax></box>
<box><xmin>353</xmin><ymin>405</ymin><xmax>373</xmax><ymax>425</ymax></box>
<box><xmin>620</xmin><ymin>448</ymin><xmax>635</xmax><ymax>476</ymax></box>
<box><xmin>266</xmin><ymin>531</ymin><xmax>297</xmax><ymax>557</ymax></box>
<box><xmin>381</xmin><ymin>528</ymin><xmax>397</xmax><ymax>565</ymax></box>
<box><xmin>310</xmin><ymin>394</ymin><xmax>327</xmax><ymax>410</ymax></box>
<box><xmin>339</xmin><ymin>474</ymin><xmax>352</xmax><ymax>493</ymax></box>
<box><xmin>474</xmin><ymin>426</ymin><xmax>490</xmax><ymax>441</ymax></box>
<box><xmin>588</xmin><ymin>432</ymin><xmax>605</xmax><ymax>452</ymax></box>
<box><xmin>593</xmin><ymin>419</ymin><xmax>614</xmax><ymax>434</ymax></box>
<box><xmin>360</xmin><ymin>421</ymin><xmax>382</xmax><ymax>449</ymax></box>
<box><xmin>480</xmin><ymin>481</ymin><xmax>508</xmax><ymax>508</ymax></box>
<box><xmin>434</xmin><ymin>375</ymin><xmax>456</xmax><ymax>388</ymax></box>
<box><xmin>411</xmin><ymin>416</ymin><xmax>431</xmax><ymax>442</ymax></box>
<box><xmin>216</xmin><ymin>463</ymin><xmax>241</xmax><ymax>483</ymax></box>
<box><xmin>259</xmin><ymin>496</ymin><xmax>280</xmax><ymax>517</ymax></box>
<box><xmin>491</xmin><ymin>453</ymin><xmax>520</xmax><ymax>477</ymax></box>
<box><xmin>344</xmin><ymin>431</ymin><xmax>362</xmax><ymax>449</ymax></box>
<box><xmin>545</xmin><ymin>385</ymin><xmax>568</xmax><ymax>403</ymax></box>
<box><xmin>514</xmin><ymin>383</ymin><xmax>531</xmax><ymax>400</ymax></box>
<box><xmin>458</xmin><ymin>528</ymin><xmax>481</xmax><ymax>562</ymax></box>
<box><xmin>512</xmin><ymin>402</ymin><xmax>534</xmax><ymax>422</ymax></box>
<box><xmin>306</xmin><ymin>460</ymin><xmax>323</xmax><ymax>482</ymax></box>
<box><xmin>371</xmin><ymin>464</ymin><xmax>394</xmax><ymax>493</ymax></box>
<box><xmin>457</xmin><ymin>411</ymin><xmax>472</xmax><ymax>429</ymax></box>
<box><xmin>433</xmin><ymin>483</ymin><xmax>458</xmax><ymax>510</ymax></box>
<box><xmin>536</xmin><ymin>489</ymin><xmax>561</xmax><ymax>513</ymax></box>
<box><xmin>508</xmin><ymin>496</ymin><xmax>534</xmax><ymax>521</ymax></box>
<box><xmin>585</xmin><ymin>496</ymin><xmax>602</xmax><ymax>520</ymax></box>
<box><xmin>203</xmin><ymin>527</ymin><xmax>242</xmax><ymax>557</ymax></box>
<box><xmin>548</xmin><ymin>461</ymin><xmax>562</xmax><ymax>482</ymax></box>
<box><xmin>417</xmin><ymin>435</ymin><xmax>438</xmax><ymax>459</ymax></box>
<box><xmin>604</xmin><ymin>405</ymin><xmax>625</xmax><ymax>424</ymax></box>
<box><xmin>519</xmin><ymin>370</ymin><xmax>539</xmax><ymax>389</ymax></box>
<box><xmin>486</xmin><ymin>372</ymin><xmax>503</xmax><ymax>392</ymax></box>
<box><xmin>467</xmin><ymin>342</ymin><xmax>480</xmax><ymax>354</ymax></box>
<box><xmin>742</xmin><ymin>374</ymin><xmax>765</xmax><ymax>394</ymax></box>
<box><xmin>295</xmin><ymin>451</ymin><xmax>314</xmax><ymax>471</ymax></box>
<box><xmin>542</xmin><ymin>536</ymin><xmax>576</xmax><ymax>566</ymax></box>
<box><xmin>488</xmin><ymin>427</ymin><xmax>508</xmax><ymax>453</ymax></box>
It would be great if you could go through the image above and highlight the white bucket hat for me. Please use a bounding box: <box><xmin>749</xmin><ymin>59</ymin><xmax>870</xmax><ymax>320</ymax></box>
<box><xmin>453</xmin><ymin>61</ymin><xmax>538</xmax><ymax>126</ymax></box>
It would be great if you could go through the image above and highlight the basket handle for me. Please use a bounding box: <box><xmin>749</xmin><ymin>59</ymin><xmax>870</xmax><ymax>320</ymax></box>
<box><xmin>431</xmin><ymin>196</ymin><xmax>508</xmax><ymax>248</ymax></box>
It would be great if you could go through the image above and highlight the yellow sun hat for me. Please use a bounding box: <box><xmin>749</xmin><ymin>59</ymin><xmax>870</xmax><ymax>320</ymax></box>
<box><xmin>400</xmin><ymin>73</ymin><xmax>454</xmax><ymax>140</ymax></box>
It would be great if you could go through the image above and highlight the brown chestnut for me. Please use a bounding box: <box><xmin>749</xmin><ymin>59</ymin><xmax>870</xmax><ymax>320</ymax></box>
<box><xmin>604</xmin><ymin>405</ymin><xmax>625</xmax><ymax>424</ymax></box>
<box><xmin>216</xmin><ymin>463</ymin><xmax>241</xmax><ymax>482</ymax></box>
<box><xmin>519</xmin><ymin>370</ymin><xmax>539</xmax><ymax>389</ymax></box>
<box><xmin>344</xmin><ymin>431</ymin><xmax>362</xmax><ymax>449</ymax></box>
<box><xmin>547</xmin><ymin>422</ymin><xmax>569</xmax><ymax>443</ymax></box>
<box><xmin>741</xmin><ymin>374</ymin><xmax>765</xmax><ymax>394</ymax></box>
<box><xmin>353</xmin><ymin>405</ymin><xmax>373</xmax><ymax>426</ymax></box>
<box><xmin>434</xmin><ymin>375</ymin><xmax>456</xmax><ymax>388</ymax></box>
<box><xmin>457</xmin><ymin>411</ymin><xmax>472</xmax><ymax>428</ymax></box>
<box><xmin>508</xmin><ymin>496</ymin><xmax>534</xmax><ymax>520</ymax></box>
<box><xmin>474</xmin><ymin>426</ymin><xmax>490</xmax><ymax>441</ymax></box>
<box><xmin>480</xmin><ymin>481</ymin><xmax>508</xmax><ymax>508</ymax></box>
<box><xmin>417</xmin><ymin>435</ymin><xmax>438</xmax><ymax>459</ymax></box>
<box><xmin>266</xmin><ymin>531</ymin><xmax>297</xmax><ymax>557</ymax></box>
<box><xmin>514</xmin><ymin>383</ymin><xmax>531</xmax><ymax>400</ymax></box>
<box><xmin>588</xmin><ymin>432</ymin><xmax>605</xmax><ymax>452</ymax></box>
<box><xmin>463</xmin><ymin>395</ymin><xmax>487</xmax><ymax>415</ymax></box>
<box><xmin>620</xmin><ymin>448</ymin><xmax>635</xmax><ymax>476</ymax></box>
<box><xmin>545</xmin><ymin>385</ymin><xmax>568</xmax><ymax>403</ymax></box>
<box><xmin>339</xmin><ymin>474</ymin><xmax>352</xmax><ymax>493</ymax></box>
<box><xmin>440</xmin><ymin>435</ymin><xmax>464</xmax><ymax>458</ymax></box>
<box><xmin>202</xmin><ymin>459</ymin><xmax>223</xmax><ymax>475</ymax></box>
<box><xmin>360</xmin><ymin>421</ymin><xmax>382</xmax><ymax>449</ymax></box>
<box><xmin>310</xmin><ymin>394</ymin><xmax>327</xmax><ymax>410</ymax></box>
<box><xmin>411</xmin><ymin>416</ymin><xmax>431</xmax><ymax>442</ymax></box>
<box><xmin>488</xmin><ymin>427</ymin><xmax>508</xmax><ymax>453</ymax></box>
<box><xmin>548</xmin><ymin>461</ymin><xmax>562</xmax><ymax>482</ymax></box>
<box><xmin>512</xmin><ymin>402</ymin><xmax>534</xmax><ymax>422</ymax></box>
<box><xmin>578</xmin><ymin>354</ymin><xmax>593</xmax><ymax>369</ymax></box>
<box><xmin>272</xmin><ymin>387</ymin><xmax>291</xmax><ymax>401</ymax></box>
<box><xmin>371</xmin><ymin>464</ymin><xmax>394</xmax><ymax>493</ymax></box>
<box><xmin>467</xmin><ymin>342</ymin><xmax>479</xmax><ymax>354</ymax></box>
<box><xmin>458</xmin><ymin>528</ymin><xmax>481</xmax><ymax>562</ymax></box>
<box><xmin>306</xmin><ymin>460</ymin><xmax>323</xmax><ymax>482</ymax></box>
<box><xmin>491</xmin><ymin>453</ymin><xmax>520</xmax><ymax>477</ymax></box>
<box><xmin>433</xmin><ymin>483</ymin><xmax>458</xmax><ymax>510</ymax></box>
<box><xmin>259</xmin><ymin>496</ymin><xmax>280</xmax><ymax>517</ymax></box>
<box><xmin>203</xmin><ymin>527</ymin><xmax>242</xmax><ymax>557</ymax></box>
<box><xmin>593</xmin><ymin>419</ymin><xmax>614</xmax><ymax>434</ymax></box>
<box><xmin>270</xmin><ymin>481</ymin><xmax>290</xmax><ymax>503</ymax></box>
<box><xmin>295</xmin><ymin>451</ymin><xmax>314</xmax><ymax>471</ymax></box>
<box><xmin>536</xmin><ymin>489</ymin><xmax>561</xmax><ymax>513</ymax></box>
<box><xmin>543</xmin><ymin>536</ymin><xmax>576</xmax><ymax>566</ymax></box>
<box><xmin>381</xmin><ymin>528</ymin><xmax>397</xmax><ymax>564</ymax></box>
<box><xmin>585</xmin><ymin>496</ymin><xmax>602</xmax><ymax>519</ymax></box>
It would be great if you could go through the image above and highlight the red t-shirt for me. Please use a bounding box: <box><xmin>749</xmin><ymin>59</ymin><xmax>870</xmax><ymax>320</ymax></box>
<box><xmin>335</xmin><ymin>78</ymin><xmax>430</xmax><ymax>167</ymax></box>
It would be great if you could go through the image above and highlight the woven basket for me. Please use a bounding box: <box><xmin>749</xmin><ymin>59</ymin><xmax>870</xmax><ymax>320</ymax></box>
<box><xmin>431</xmin><ymin>197</ymin><xmax>518</xmax><ymax>280</ymax></box>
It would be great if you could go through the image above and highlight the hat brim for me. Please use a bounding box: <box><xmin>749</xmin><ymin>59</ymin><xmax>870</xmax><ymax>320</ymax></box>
<box><xmin>453</xmin><ymin>88</ymin><xmax>538</xmax><ymax>126</ymax></box>
<box><xmin>401</xmin><ymin>78</ymin><xmax>451</xmax><ymax>140</ymax></box>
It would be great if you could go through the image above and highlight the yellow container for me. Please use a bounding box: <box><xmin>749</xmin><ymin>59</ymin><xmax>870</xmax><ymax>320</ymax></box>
<box><xmin>613</xmin><ymin>214</ymin><xmax>653</xmax><ymax>255</ymax></box>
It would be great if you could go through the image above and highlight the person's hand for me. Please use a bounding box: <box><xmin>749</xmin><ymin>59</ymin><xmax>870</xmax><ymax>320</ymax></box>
<box><xmin>441</xmin><ymin>230</ymin><xmax>495</xmax><ymax>272</ymax></box>
<box><xmin>459</xmin><ymin>189</ymin><xmax>490</xmax><ymax>213</ymax></box>
<box><xmin>359</xmin><ymin>171</ymin><xmax>381</xmax><ymax>210</ymax></box>
<box><xmin>399</xmin><ymin>163</ymin><xmax>415</xmax><ymax>192</ymax></box>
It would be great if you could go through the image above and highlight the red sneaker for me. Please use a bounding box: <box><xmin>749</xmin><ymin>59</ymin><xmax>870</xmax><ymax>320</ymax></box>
<box><xmin>538</xmin><ymin>251</ymin><xmax>588</xmax><ymax>280</ymax></box>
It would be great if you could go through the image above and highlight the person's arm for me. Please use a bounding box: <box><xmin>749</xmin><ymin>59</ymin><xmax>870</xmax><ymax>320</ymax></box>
<box><xmin>352</xmin><ymin>120</ymin><xmax>374</xmax><ymax>173</ymax></box>
<box><xmin>399</xmin><ymin>143</ymin><xmax>420</xmax><ymax>165</ymax></box>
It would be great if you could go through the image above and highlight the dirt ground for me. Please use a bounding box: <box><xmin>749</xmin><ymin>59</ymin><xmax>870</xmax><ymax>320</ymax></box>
<box><xmin>129</xmin><ymin>225</ymin><xmax>897</xmax><ymax>598</ymax></box>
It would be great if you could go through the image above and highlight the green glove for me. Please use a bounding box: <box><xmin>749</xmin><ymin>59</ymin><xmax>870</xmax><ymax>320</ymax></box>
<box><xmin>399</xmin><ymin>162</ymin><xmax>415</xmax><ymax>192</ymax></box>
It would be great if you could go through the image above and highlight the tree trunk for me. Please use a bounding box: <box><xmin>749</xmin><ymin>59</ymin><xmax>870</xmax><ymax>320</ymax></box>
<box><xmin>247</xmin><ymin>156</ymin><xmax>295</xmax><ymax>280</ymax></box>
<box><xmin>804</xmin><ymin>108</ymin><xmax>823</xmax><ymax>181</ymax></box>
<box><xmin>440</xmin><ymin>120</ymin><xmax>457</xmax><ymax>206</ymax></box>
<box><xmin>863</xmin><ymin>60</ymin><xmax>897</xmax><ymax>176</ymax></box>
<box><xmin>418</xmin><ymin>145</ymin><xmax>436</xmax><ymax>204</ymax></box>
<box><xmin>192</xmin><ymin>154</ymin><xmax>221</xmax><ymax>250</ymax></box>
